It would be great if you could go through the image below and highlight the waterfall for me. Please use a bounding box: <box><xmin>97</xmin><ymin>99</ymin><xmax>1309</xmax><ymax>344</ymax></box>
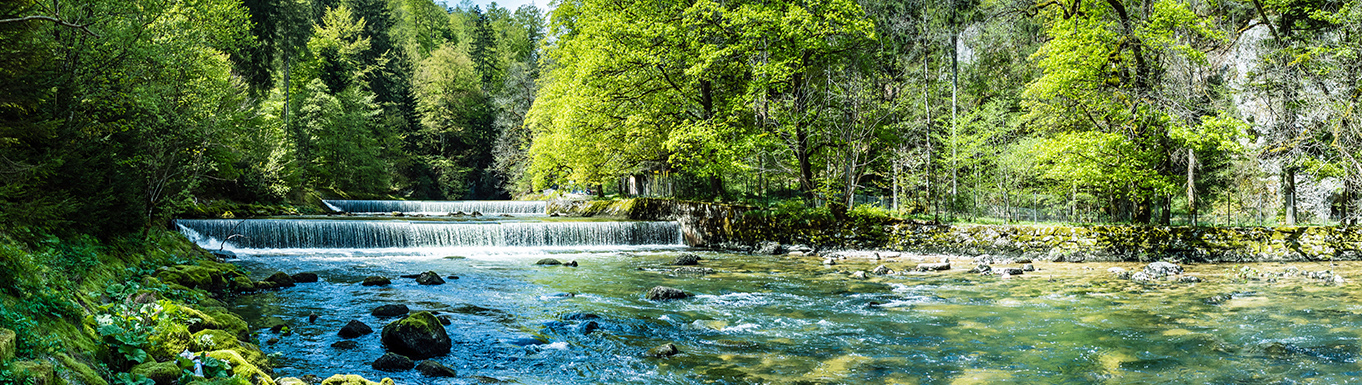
<box><xmin>322</xmin><ymin>200</ymin><xmax>547</xmax><ymax>215</ymax></box>
<box><xmin>175</xmin><ymin>219</ymin><xmax>683</xmax><ymax>249</ymax></box>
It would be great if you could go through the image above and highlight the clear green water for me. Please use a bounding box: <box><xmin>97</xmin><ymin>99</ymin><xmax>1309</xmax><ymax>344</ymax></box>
<box><xmin>227</xmin><ymin>248</ymin><xmax>1362</xmax><ymax>384</ymax></box>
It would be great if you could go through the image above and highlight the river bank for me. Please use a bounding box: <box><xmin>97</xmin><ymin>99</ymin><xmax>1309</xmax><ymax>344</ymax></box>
<box><xmin>549</xmin><ymin>198</ymin><xmax>1362</xmax><ymax>263</ymax></box>
<box><xmin>0</xmin><ymin>229</ymin><xmax>397</xmax><ymax>385</ymax></box>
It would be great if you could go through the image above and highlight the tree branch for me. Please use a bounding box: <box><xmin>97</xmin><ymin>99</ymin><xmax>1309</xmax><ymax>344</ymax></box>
<box><xmin>0</xmin><ymin>15</ymin><xmax>99</xmax><ymax>37</ymax></box>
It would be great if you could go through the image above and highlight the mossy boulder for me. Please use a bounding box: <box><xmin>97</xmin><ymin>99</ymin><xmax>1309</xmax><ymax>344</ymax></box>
<box><xmin>57</xmin><ymin>353</ymin><xmax>108</xmax><ymax>385</ymax></box>
<box><xmin>156</xmin><ymin>261</ymin><xmax>252</xmax><ymax>294</ymax></box>
<box><xmin>0</xmin><ymin>328</ymin><xmax>14</xmax><ymax>361</ymax></box>
<box><xmin>380</xmin><ymin>312</ymin><xmax>451</xmax><ymax>359</ymax></box>
<box><xmin>205</xmin><ymin>349</ymin><xmax>277</xmax><ymax>385</ymax></box>
<box><xmin>190</xmin><ymin>329</ymin><xmax>267</xmax><ymax>365</ymax></box>
<box><xmin>147</xmin><ymin>322</ymin><xmax>194</xmax><ymax>362</ymax></box>
<box><xmin>202</xmin><ymin>309</ymin><xmax>251</xmax><ymax>341</ymax></box>
<box><xmin>131</xmin><ymin>361</ymin><xmax>181</xmax><ymax>385</ymax></box>
<box><xmin>319</xmin><ymin>374</ymin><xmax>396</xmax><ymax>385</ymax></box>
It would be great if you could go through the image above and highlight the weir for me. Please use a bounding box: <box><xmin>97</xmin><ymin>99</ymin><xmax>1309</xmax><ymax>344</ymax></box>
<box><xmin>176</xmin><ymin>219</ymin><xmax>683</xmax><ymax>249</ymax></box>
<box><xmin>322</xmin><ymin>200</ymin><xmax>548</xmax><ymax>215</ymax></box>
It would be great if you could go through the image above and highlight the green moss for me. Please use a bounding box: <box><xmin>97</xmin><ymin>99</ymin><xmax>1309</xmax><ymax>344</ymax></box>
<box><xmin>319</xmin><ymin>375</ymin><xmax>394</xmax><ymax>385</ymax></box>
<box><xmin>202</xmin><ymin>310</ymin><xmax>250</xmax><ymax>342</ymax></box>
<box><xmin>147</xmin><ymin>322</ymin><xmax>192</xmax><ymax>363</ymax></box>
<box><xmin>55</xmin><ymin>353</ymin><xmax>106</xmax><ymax>385</ymax></box>
<box><xmin>204</xmin><ymin>350</ymin><xmax>276</xmax><ymax>385</ymax></box>
<box><xmin>131</xmin><ymin>361</ymin><xmax>180</xmax><ymax>385</ymax></box>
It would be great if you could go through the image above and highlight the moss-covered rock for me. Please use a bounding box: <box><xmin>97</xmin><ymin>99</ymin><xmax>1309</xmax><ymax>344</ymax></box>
<box><xmin>131</xmin><ymin>361</ymin><xmax>181</xmax><ymax>385</ymax></box>
<box><xmin>56</xmin><ymin>353</ymin><xmax>107</xmax><ymax>385</ymax></box>
<box><xmin>0</xmin><ymin>327</ymin><xmax>14</xmax><ymax>361</ymax></box>
<box><xmin>202</xmin><ymin>309</ymin><xmax>250</xmax><ymax>341</ymax></box>
<box><xmin>318</xmin><ymin>374</ymin><xmax>395</xmax><ymax>385</ymax></box>
<box><xmin>380</xmin><ymin>312</ymin><xmax>451</xmax><ymax>359</ymax></box>
<box><xmin>155</xmin><ymin>261</ymin><xmax>253</xmax><ymax>294</ymax></box>
<box><xmin>204</xmin><ymin>350</ymin><xmax>276</xmax><ymax>385</ymax></box>
<box><xmin>147</xmin><ymin>321</ymin><xmax>193</xmax><ymax>362</ymax></box>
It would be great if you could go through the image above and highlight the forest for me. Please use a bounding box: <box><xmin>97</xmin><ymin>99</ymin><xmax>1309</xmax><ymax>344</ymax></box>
<box><xmin>2</xmin><ymin>0</ymin><xmax>1361</xmax><ymax>236</ymax></box>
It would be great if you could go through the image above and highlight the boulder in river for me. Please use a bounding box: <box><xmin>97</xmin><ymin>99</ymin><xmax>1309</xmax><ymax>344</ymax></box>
<box><xmin>415</xmin><ymin>361</ymin><xmax>458</xmax><ymax>377</ymax></box>
<box><xmin>1108</xmin><ymin>267</ymin><xmax>1132</xmax><ymax>280</ymax></box>
<box><xmin>535</xmin><ymin>258</ymin><xmax>563</xmax><ymax>266</ymax></box>
<box><xmin>873</xmin><ymin>265</ymin><xmax>894</xmax><ymax>275</ymax></box>
<box><xmin>999</xmin><ymin>268</ymin><xmax>1024</xmax><ymax>276</ymax></box>
<box><xmin>265</xmin><ymin>272</ymin><xmax>296</xmax><ymax>288</ymax></box>
<box><xmin>850</xmin><ymin>271</ymin><xmax>868</xmax><ymax>280</ymax></box>
<box><xmin>646</xmin><ymin>286</ymin><xmax>691</xmax><ymax>301</ymax></box>
<box><xmin>381</xmin><ymin>312</ymin><xmax>452</xmax><ymax>359</ymax></box>
<box><xmin>372</xmin><ymin>304</ymin><xmax>410</xmax><ymax>318</ymax></box>
<box><xmin>968</xmin><ymin>264</ymin><xmax>992</xmax><ymax>274</ymax></box>
<box><xmin>372</xmin><ymin>352</ymin><xmax>415</xmax><ymax>372</ymax></box>
<box><xmin>1022</xmin><ymin>264</ymin><xmax>1036</xmax><ymax>272</ymax></box>
<box><xmin>577</xmin><ymin>321</ymin><xmax>600</xmax><ymax>334</ymax></box>
<box><xmin>672</xmin><ymin>254</ymin><xmax>701</xmax><ymax>266</ymax></box>
<box><xmin>565</xmin><ymin>260</ymin><xmax>578</xmax><ymax>267</ymax></box>
<box><xmin>416</xmin><ymin>271</ymin><xmax>445</xmax><ymax>285</ymax></box>
<box><xmin>755</xmin><ymin>241</ymin><xmax>785</xmax><ymax>255</ymax></box>
<box><xmin>1142</xmin><ymin>262</ymin><xmax>1183</xmax><ymax>278</ymax></box>
<box><xmin>915</xmin><ymin>263</ymin><xmax>949</xmax><ymax>272</ymax></box>
<box><xmin>291</xmin><ymin>272</ymin><xmax>319</xmax><ymax>283</ymax></box>
<box><xmin>338</xmin><ymin>320</ymin><xmax>374</xmax><ymax>338</ymax></box>
<box><xmin>674</xmin><ymin>267</ymin><xmax>714</xmax><ymax>275</ymax></box>
<box><xmin>647</xmin><ymin>343</ymin><xmax>680</xmax><ymax>358</ymax></box>
<box><xmin>362</xmin><ymin>276</ymin><xmax>391</xmax><ymax>286</ymax></box>
<box><xmin>822</xmin><ymin>258</ymin><xmax>837</xmax><ymax>266</ymax></box>
<box><xmin>331</xmin><ymin>340</ymin><xmax>359</xmax><ymax>349</ymax></box>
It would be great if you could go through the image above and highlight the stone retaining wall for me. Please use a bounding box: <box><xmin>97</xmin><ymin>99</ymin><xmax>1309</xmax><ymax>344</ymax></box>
<box><xmin>550</xmin><ymin>199</ymin><xmax>1362</xmax><ymax>262</ymax></box>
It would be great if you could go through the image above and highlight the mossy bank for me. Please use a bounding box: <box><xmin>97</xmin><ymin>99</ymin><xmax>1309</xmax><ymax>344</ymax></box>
<box><xmin>0</xmin><ymin>229</ymin><xmax>391</xmax><ymax>385</ymax></box>
<box><xmin>553</xmin><ymin>198</ymin><xmax>1362</xmax><ymax>263</ymax></box>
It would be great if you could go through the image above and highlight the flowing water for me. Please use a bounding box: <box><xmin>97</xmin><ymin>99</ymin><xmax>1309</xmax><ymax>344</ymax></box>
<box><xmin>322</xmin><ymin>200</ymin><xmax>548</xmax><ymax>215</ymax></box>
<box><xmin>179</xmin><ymin>204</ymin><xmax>1362</xmax><ymax>384</ymax></box>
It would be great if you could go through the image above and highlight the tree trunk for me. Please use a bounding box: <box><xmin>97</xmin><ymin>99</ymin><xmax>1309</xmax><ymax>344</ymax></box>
<box><xmin>1285</xmin><ymin>166</ymin><xmax>1297</xmax><ymax>225</ymax></box>
<box><xmin>1187</xmin><ymin>148</ymin><xmax>1196</xmax><ymax>226</ymax></box>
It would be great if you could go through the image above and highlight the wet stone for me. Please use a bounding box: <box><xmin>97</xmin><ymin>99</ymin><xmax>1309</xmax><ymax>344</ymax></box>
<box><xmin>850</xmin><ymin>271</ymin><xmax>868</xmax><ymax>280</ymax></box>
<box><xmin>672</xmin><ymin>254</ymin><xmax>701</xmax><ymax>266</ymax></box>
<box><xmin>372</xmin><ymin>352</ymin><xmax>415</xmax><ymax>372</ymax></box>
<box><xmin>1000</xmin><ymin>268</ymin><xmax>1024</xmax><ymax>275</ymax></box>
<box><xmin>648</xmin><ymin>343</ymin><xmax>680</xmax><ymax>358</ymax></box>
<box><xmin>291</xmin><ymin>272</ymin><xmax>319</xmax><ymax>283</ymax></box>
<box><xmin>331</xmin><ymin>340</ymin><xmax>359</xmax><ymax>350</ymax></box>
<box><xmin>535</xmin><ymin>258</ymin><xmax>563</xmax><ymax>266</ymax></box>
<box><xmin>1022</xmin><ymin>264</ymin><xmax>1036</xmax><ymax>272</ymax></box>
<box><xmin>415</xmin><ymin>361</ymin><xmax>458</xmax><ymax>378</ymax></box>
<box><xmin>362</xmin><ymin>276</ymin><xmax>391</xmax><ymax>286</ymax></box>
<box><xmin>416</xmin><ymin>271</ymin><xmax>445</xmax><ymax>285</ymax></box>
<box><xmin>338</xmin><ymin>320</ymin><xmax>373</xmax><ymax>338</ymax></box>
<box><xmin>674</xmin><ymin>267</ymin><xmax>714</xmax><ymax>274</ymax></box>
<box><xmin>915</xmin><ymin>263</ymin><xmax>949</xmax><ymax>272</ymax></box>
<box><xmin>646</xmin><ymin>286</ymin><xmax>690</xmax><ymax>301</ymax></box>
<box><xmin>577</xmin><ymin>321</ymin><xmax>600</xmax><ymax>334</ymax></box>
<box><xmin>565</xmin><ymin>260</ymin><xmax>578</xmax><ymax>267</ymax></box>
<box><xmin>873</xmin><ymin>265</ymin><xmax>894</xmax><ymax>275</ymax></box>
<box><xmin>372</xmin><ymin>304</ymin><xmax>410</xmax><ymax>318</ymax></box>
<box><xmin>562</xmin><ymin>313</ymin><xmax>600</xmax><ymax>321</ymax></box>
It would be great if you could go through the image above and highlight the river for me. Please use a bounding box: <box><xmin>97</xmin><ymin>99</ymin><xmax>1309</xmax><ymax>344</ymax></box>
<box><xmin>177</xmin><ymin>201</ymin><xmax>1362</xmax><ymax>384</ymax></box>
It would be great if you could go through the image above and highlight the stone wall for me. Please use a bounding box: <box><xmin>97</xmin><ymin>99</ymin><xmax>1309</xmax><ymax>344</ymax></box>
<box><xmin>551</xmin><ymin>199</ymin><xmax>1362</xmax><ymax>263</ymax></box>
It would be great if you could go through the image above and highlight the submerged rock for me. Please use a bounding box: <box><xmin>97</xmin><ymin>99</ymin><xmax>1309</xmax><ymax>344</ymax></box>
<box><xmin>339</xmin><ymin>320</ymin><xmax>374</xmax><ymax>338</ymax></box>
<box><xmin>562</xmin><ymin>313</ymin><xmax>600</xmax><ymax>321</ymax></box>
<box><xmin>647</xmin><ymin>343</ymin><xmax>680</xmax><ymax>358</ymax></box>
<box><xmin>415</xmin><ymin>361</ymin><xmax>458</xmax><ymax>377</ymax></box>
<box><xmin>331</xmin><ymin>340</ymin><xmax>359</xmax><ymax>349</ymax></box>
<box><xmin>535</xmin><ymin>258</ymin><xmax>563</xmax><ymax>266</ymax></box>
<box><xmin>371</xmin><ymin>304</ymin><xmax>410</xmax><ymax>318</ymax></box>
<box><xmin>416</xmin><ymin>271</ymin><xmax>445</xmax><ymax>285</ymax></box>
<box><xmin>674</xmin><ymin>267</ymin><xmax>715</xmax><ymax>274</ymax></box>
<box><xmin>1179</xmin><ymin>275</ymin><xmax>1202</xmax><ymax>283</ymax></box>
<box><xmin>292</xmin><ymin>272</ymin><xmax>319</xmax><ymax>283</ymax></box>
<box><xmin>672</xmin><ymin>254</ymin><xmax>701</xmax><ymax>266</ymax></box>
<box><xmin>915</xmin><ymin>263</ymin><xmax>949</xmax><ymax>272</ymax></box>
<box><xmin>565</xmin><ymin>260</ymin><xmax>579</xmax><ymax>267</ymax></box>
<box><xmin>372</xmin><ymin>353</ymin><xmax>415</xmax><ymax>372</ymax></box>
<box><xmin>362</xmin><ymin>276</ymin><xmax>391</xmax><ymax>286</ymax></box>
<box><xmin>381</xmin><ymin>312</ymin><xmax>452</xmax><ymax>359</ymax></box>
<box><xmin>646</xmin><ymin>286</ymin><xmax>691</xmax><ymax>301</ymax></box>
<box><xmin>577</xmin><ymin>321</ymin><xmax>600</xmax><ymax>334</ymax></box>
<box><xmin>822</xmin><ymin>258</ymin><xmax>837</xmax><ymax>266</ymax></box>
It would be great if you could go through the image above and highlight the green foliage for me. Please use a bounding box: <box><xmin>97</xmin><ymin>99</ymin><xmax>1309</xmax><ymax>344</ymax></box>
<box><xmin>114</xmin><ymin>372</ymin><xmax>156</xmax><ymax>385</ymax></box>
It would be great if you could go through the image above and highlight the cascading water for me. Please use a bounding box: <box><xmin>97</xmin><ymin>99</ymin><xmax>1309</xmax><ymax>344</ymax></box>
<box><xmin>176</xmin><ymin>219</ymin><xmax>682</xmax><ymax>249</ymax></box>
<box><xmin>322</xmin><ymin>199</ymin><xmax>547</xmax><ymax>215</ymax></box>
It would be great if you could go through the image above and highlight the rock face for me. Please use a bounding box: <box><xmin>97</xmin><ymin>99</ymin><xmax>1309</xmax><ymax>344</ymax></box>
<box><xmin>362</xmin><ymin>276</ymin><xmax>391</xmax><ymax>286</ymax></box>
<box><xmin>339</xmin><ymin>320</ymin><xmax>374</xmax><ymax>338</ymax></box>
<box><xmin>535</xmin><ymin>258</ymin><xmax>563</xmax><ymax>266</ymax></box>
<box><xmin>645</xmin><ymin>286</ymin><xmax>691</xmax><ymax>301</ymax></box>
<box><xmin>1143</xmin><ymin>262</ymin><xmax>1184</xmax><ymax>278</ymax></box>
<box><xmin>372</xmin><ymin>352</ymin><xmax>415</xmax><ymax>372</ymax></box>
<box><xmin>648</xmin><ymin>343</ymin><xmax>680</xmax><ymax>358</ymax></box>
<box><xmin>372</xmin><ymin>304</ymin><xmax>410</xmax><ymax>317</ymax></box>
<box><xmin>291</xmin><ymin>272</ymin><xmax>319</xmax><ymax>283</ymax></box>
<box><xmin>672</xmin><ymin>254</ymin><xmax>701</xmax><ymax>266</ymax></box>
<box><xmin>381</xmin><ymin>312</ymin><xmax>452</xmax><ymax>360</ymax></box>
<box><xmin>415</xmin><ymin>361</ymin><xmax>458</xmax><ymax>377</ymax></box>
<box><xmin>416</xmin><ymin>271</ymin><xmax>445</xmax><ymax>285</ymax></box>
